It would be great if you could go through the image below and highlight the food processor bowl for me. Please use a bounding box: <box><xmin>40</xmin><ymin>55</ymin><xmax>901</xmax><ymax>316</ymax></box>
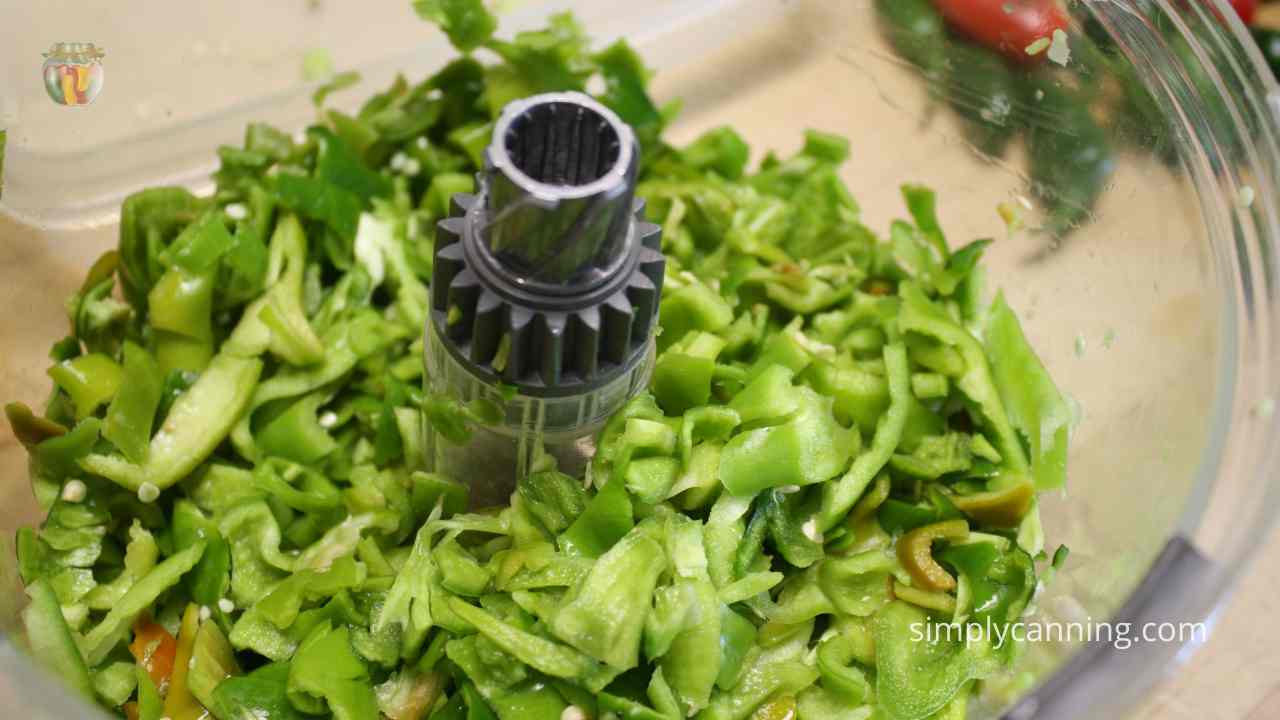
<box><xmin>3</xmin><ymin>1</ymin><xmax>1280</xmax><ymax>718</ymax></box>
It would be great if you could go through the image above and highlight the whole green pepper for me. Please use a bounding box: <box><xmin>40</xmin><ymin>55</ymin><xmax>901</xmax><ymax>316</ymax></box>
<box><xmin>1024</xmin><ymin>78</ymin><xmax>1115</xmax><ymax>237</ymax></box>
<box><xmin>875</xmin><ymin>0</ymin><xmax>947</xmax><ymax>77</ymax></box>
<box><xmin>945</xmin><ymin>40</ymin><xmax>1023</xmax><ymax>157</ymax></box>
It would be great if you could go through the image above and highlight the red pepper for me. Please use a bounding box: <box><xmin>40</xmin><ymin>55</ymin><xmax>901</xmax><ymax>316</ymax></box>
<box><xmin>930</xmin><ymin>0</ymin><xmax>1069</xmax><ymax>63</ymax></box>
<box><xmin>1199</xmin><ymin>0</ymin><xmax>1257</xmax><ymax>27</ymax></box>
<box><xmin>1228</xmin><ymin>0</ymin><xmax>1257</xmax><ymax>24</ymax></box>
<box><xmin>128</xmin><ymin>617</ymin><xmax>178</xmax><ymax>691</ymax></box>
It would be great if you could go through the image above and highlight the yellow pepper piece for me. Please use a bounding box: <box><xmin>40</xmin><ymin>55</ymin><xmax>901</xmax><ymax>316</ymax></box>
<box><xmin>896</xmin><ymin>519</ymin><xmax>969</xmax><ymax>592</ymax></box>
<box><xmin>950</xmin><ymin>480</ymin><xmax>1035</xmax><ymax>528</ymax></box>
<box><xmin>76</xmin><ymin>65</ymin><xmax>91</xmax><ymax>93</ymax></box>
<box><xmin>163</xmin><ymin>605</ymin><xmax>209</xmax><ymax>720</ymax></box>
<box><xmin>60</xmin><ymin>70</ymin><xmax>77</xmax><ymax>105</ymax></box>
<box><xmin>892</xmin><ymin>581</ymin><xmax>957</xmax><ymax>615</ymax></box>
<box><xmin>752</xmin><ymin>694</ymin><xmax>797</xmax><ymax>720</ymax></box>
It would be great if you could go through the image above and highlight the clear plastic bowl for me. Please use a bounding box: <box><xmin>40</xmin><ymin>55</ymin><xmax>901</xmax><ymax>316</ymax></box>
<box><xmin>3</xmin><ymin>1</ymin><xmax>1279</xmax><ymax>718</ymax></box>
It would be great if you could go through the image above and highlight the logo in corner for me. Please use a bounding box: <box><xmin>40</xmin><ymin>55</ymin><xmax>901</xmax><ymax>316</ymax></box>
<box><xmin>43</xmin><ymin>43</ymin><xmax>105</xmax><ymax>107</ymax></box>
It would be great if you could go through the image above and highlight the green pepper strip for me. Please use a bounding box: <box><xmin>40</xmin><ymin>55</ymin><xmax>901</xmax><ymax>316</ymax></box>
<box><xmin>699</xmin><ymin>620</ymin><xmax>818</xmax><ymax>720</ymax></box>
<box><xmin>79</xmin><ymin>353</ymin><xmax>262</xmax><ymax>491</ymax></box>
<box><xmin>558</xmin><ymin>476</ymin><xmax>634</xmax><ymax>559</ymax></box>
<box><xmin>102</xmin><ymin>342</ymin><xmax>163</xmax><ymax>463</ymax></box>
<box><xmin>148</xmin><ymin>265</ymin><xmax>217</xmax><ymax>376</ymax></box>
<box><xmin>257</xmin><ymin>392</ymin><xmax>338</xmax><ymax>464</ymax></box>
<box><xmin>47</xmin><ymin>353</ymin><xmax>123</xmax><ymax>420</ymax></box>
<box><xmin>446</xmin><ymin>597</ymin><xmax>612</xmax><ymax>691</ymax></box>
<box><xmin>898</xmin><ymin>283</ymin><xmax>1029</xmax><ymax>477</ymax></box>
<box><xmin>819</xmin><ymin>342</ymin><xmax>911</xmax><ymax>531</ymax></box>
<box><xmin>715</xmin><ymin>605</ymin><xmax>756</xmax><ymax>691</ymax></box>
<box><xmin>230</xmin><ymin>314</ymin><xmax>394</xmax><ymax>461</ymax></box>
<box><xmin>172</xmin><ymin>500</ymin><xmax>231</xmax><ymax>606</ymax></box>
<box><xmin>224</xmin><ymin>214</ymin><xmax>324</xmax><ymax>366</ymax></box>
<box><xmin>893</xmin><ymin>581</ymin><xmax>958</xmax><ymax>615</ymax></box>
<box><xmin>136</xmin><ymin>666</ymin><xmax>163</xmax><ymax>720</ymax></box>
<box><xmin>81</xmin><ymin>541</ymin><xmax>206</xmax><ymax>666</ymax></box>
<box><xmin>815</xmin><ymin>631</ymin><xmax>870</xmax><ymax>703</ymax></box>
<box><xmin>4</xmin><ymin>402</ymin><xmax>67</xmax><ymax>448</ymax></box>
<box><xmin>850</xmin><ymin>473</ymin><xmax>891</xmax><ymax>524</ymax></box>
<box><xmin>552</xmin><ymin>525</ymin><xmax>666</xmax><ymax>670</ymax></box>
<box><xmin>22</xmin><ymin>579</ymin><xmax>94</xmax><ymax>701</ymax></box>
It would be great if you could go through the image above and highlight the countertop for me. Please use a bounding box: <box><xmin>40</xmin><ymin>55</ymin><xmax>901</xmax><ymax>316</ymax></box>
<box><xmin>1132</xmin><ymin>524</ymin><xmax>1280</xmax><ymax>720</ymax></box>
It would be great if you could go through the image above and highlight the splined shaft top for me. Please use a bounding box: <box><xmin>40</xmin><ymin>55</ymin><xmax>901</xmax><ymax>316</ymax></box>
<box><xmin>483</xmin><ymin>92</ymin><xmax>640</xmax><ymax>292</ymax></box>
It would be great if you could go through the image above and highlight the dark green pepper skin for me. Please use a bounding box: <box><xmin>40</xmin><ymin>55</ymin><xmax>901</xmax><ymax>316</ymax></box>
<box><xmin>875</xmin><ymin>0</ymin><xmax>947</xmax><ymax>78</ymax></box>
<box><xmin>1023</xmin><ymin>77</ymin><xmax>1116</xmax><ymax>237</ymax></box>
<box><xmin>944</xmin><ymin>40</ymin><xmax>1024</xmax><ymax>158</ymax></box>
<box><xmin>1165</xmin><ymin>33</ymin><xmax>1238</xmax><ymax>174</ymax></box>
<box><xmin>1253</xmin><ymin>27</ymin><xmax>1280</xmax><ymax>78</ymax></box>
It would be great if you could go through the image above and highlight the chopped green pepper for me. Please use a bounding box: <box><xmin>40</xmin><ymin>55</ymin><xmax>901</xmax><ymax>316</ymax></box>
<box><xmin>21</xmin><ymin>579</ymin><xmax>94</xmax><ymax>702</ymax></box>
<box><xmin>819</xmin><ymin>343</ymin><xmax>911</xmax><ymax>531</ymax></box>
<box><xmin>79</xmin><ymin>353</ymin><xmax>263</xmax><ymax>491</ymax></box>
<box><xmin>102</xmin><ymin>343</ymin><xmax>163</xmax><ymax>463</ymax></box>
<box><xmin>47</xmin><ymin>353</ymin><xmax>123</xmax><ymax>419</ymax></box>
